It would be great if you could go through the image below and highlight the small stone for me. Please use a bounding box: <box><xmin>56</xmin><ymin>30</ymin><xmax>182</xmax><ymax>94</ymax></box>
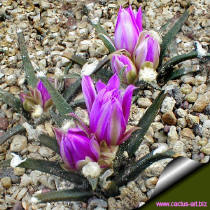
<box><xmin>185</xmin><ymin>92</ymin><xmax>198</xmax><ymax>103</ymax></box>
<box><xmin>164</xmin><ymin>125</ymin><xmax>170</xmax><ymax>133</ymax></box>
<box><xmin>168</xmin><ymin>126</ymin><xmax>179</xmax><ymax>143</ymax></box>
<box><xmin>27</xmin><ymin>144</ymin><xmax>39</xmax><ymax>153</ymax></box>
<box><xmin>14</xmin><ymin>167</ymin><xmax>25</xmax><ymax>176</ymax></box>
<box><xmin>177</xmin><ymin>118</ymin><xmax>187</xmax><ymax>128</ymax></box>
<box><xmin>10</xmin><ymin>86</ymin><xmax>20</xmax><ymax>94</ymax></box>
<box><xmin>146</xmin><ymin>158</ymin><xmax>171</xmax><ymax>177</ymax></box>
<box><xmin>181</xmin><ymin>128</ymin><xmax>195</xmax><ymax>139</ymax></box>
<box><xmin>193</xmin><ymin>93</ymin><xmax>209</xmax><ymax>112</ymax></box>
<box><xmin>10</xmin><ymin>135</ymin><xmax>27</xmax><ymax>152</ymax></box>
<box><xmin>161</xmin><ymin>97</ymin><xmax>176</xmax><ymax>113</ymax></box>
<box><xmin>200</xmin><ymin>156</ymin><xmax>210</xmax><ymax>164</ymax></box>
<box><xmin>176</xmin><ymin>108</ymin><xmax>187</xmax><ymax>118</ymax></box>
<box><xmin>0</xmin><ymin>117</ymin><xmax>8</xmax><ymax>130</ymax></box>
<box><xmin>198</xmin><ymin>137</ymin><xmax>208</xmax><ymax>146</ymax></box>
<box><xmin>161</xmin><ymin>0</ymin><xmax>170</xmax><ymax>4</ymax></box>
<box><xmin>20</xmin><ymin>174</ymin><xmax>32</xmax><ymax>187</ymax></box>
<box><xmin>180</xmin><ymin>84</ymin><xmax>192</xmax><ymax>94</ymax></box>
<box><xmin>145</xmin><ymin>177</ymin><xmax>158</xmax><ymax>189</ymax></box>
<box><xmin>1</xmin><ymin>177</ymin><xmax>12</xmax><ymax>189</ymax></box>
<box><xmin>172</xmin><ymin>141</ymin><xmax>186</xmax><ymax>156</ymax></box>
<box><xmin>16</xmin><ymin>187</ymin><xmax>28</xmax><ymax>201</ymax></box>
<box><xmin>204</xmin><ymin>105</ymin><xmax>210</xmax><ymax>115</ymax></box>
<box><xmin>186</xmin><ymin>114</ymin><xmax>200</xmax><ymax>127</ymax></box>
<box><xmin>193</xmin><ymin>124</ymin><xmax>202</xmax><ymax>137</ymax></box>
<box><xmin>88</xmin><ymin>198</ymin><xmax>107</xmax><ymax>210</ymax></box>
<box><xmin>154</xmin><ymin>131</ymin><xmax>167</xmax><ymax>143</ymax></box>
<box><xmin>151</xmin><ymin>122</ymin><xmax>164</xmax><ymax>132</ymax></box>
<box><xmin>194</xmin><ymin>75</ymin><xmax>207</xmax><ymax>86</ymax></box>
<box><xmin>38</xmin><ymin>146</ymin><xmax>54</xmax><ymax>158</ymax></box>
<box><xmin>180</xmin><ymin>101</ymin><xmax>189</xmax><ymax>109</ymax></box>
<box><xmin>162</xmin><ymin>111</ymin><xmax>177</xmax><ymax>125</ymax></box>
<box><xmin>201</xmin><ymin>143</ymin><xmax>210</xmax><ymax>155</ymax></box>
<box><xmin>195</xmin><ymin>84</ymin><xmax>207</xmax><ymax>94</ymax></box>
<box><xmin>137</xmin><ymin>98</ymin><xmax>152</xmax><ymax>108</ymax></box>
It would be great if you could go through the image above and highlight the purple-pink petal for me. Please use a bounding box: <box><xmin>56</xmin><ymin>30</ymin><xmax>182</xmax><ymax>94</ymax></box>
<box><xmin>82</xmin><ymin>76</ymin><xmax>96</xmax><ymax>115</ymax></box>
<box><xmin>107</xmin><ymin>99</ymin><xmax>126</xmax><ymax>145</ymax></box>
<box><xmin>36</xmin><ymin>80</ymin><xmax>51</xmax><ymax>106</ymax></box>
<box><xmin>122</xmin><ymin>85</ymin><xmax>136</xmax><ymax>123</ymax></box>
<box><xmin>107</xmin><ymin>74</ymin><xmax>120</xmax><ymax>90</ymax></box>
<box><xmin>114</xmin><ymin>6</ymin><xmax>139</xmax><ymax>55</ymax></box>
<box><xmin>96</xmin><ymin>80</ymin><xmax>106</xmax><ymax>93</ymax></box>
<box><xmin>135</xmin><ymin>6</ymin><xmax>143</xmax><ymax>32</ymax></box>
<box><xmin>145</xmin><ymin>37</ymin><xmax>155</xmax><ymax>63</ymax></box>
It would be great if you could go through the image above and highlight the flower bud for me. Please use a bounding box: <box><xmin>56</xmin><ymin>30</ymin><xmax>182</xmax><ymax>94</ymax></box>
<box><xmin>111</xmin><ymin>54</ymin><xmax>137</xmax><ymax>84</ymax></box>
<box><xmin>20</xmin><ymin>80</ymin><xmax>52</xmax><ymax>114</ymax></box>
<box><xmin>114</xmin><ymin>6</ymin><xmax>142</xmax><ymax>55</ymax></box>
<box><xmin>133</xmin><ymin>31</ymin><xmax>160</xmax><ymax>72</ymax></box>
<box><xmin>54</xmin><ymin>128</ymin><xmax>100</xmax><ymax>170</ymax></box>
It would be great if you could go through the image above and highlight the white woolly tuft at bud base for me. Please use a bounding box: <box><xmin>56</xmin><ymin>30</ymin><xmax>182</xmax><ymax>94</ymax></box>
<box><xmin>82</xmin><ymin>162</ymin><xmax>101</xmax><ymax>178</ymax></box>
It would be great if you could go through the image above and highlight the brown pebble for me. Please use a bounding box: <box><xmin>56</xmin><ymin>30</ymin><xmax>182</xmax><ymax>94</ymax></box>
<box><xmin>162</xmin><ymin>111</ymin><xmax>177</xmax><ymax>125</ymax></box>
<box><xmin>181</xmin><ymin>128</ymin><xmax>195</xmax><ymax>139</ymax></box>
<box><xmin>0</xmin><ymin>117</ymin><xmax>9</xmax><ymax>130</ymax></box>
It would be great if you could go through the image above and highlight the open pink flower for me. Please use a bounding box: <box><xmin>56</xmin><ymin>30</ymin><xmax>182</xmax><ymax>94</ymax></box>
<box><xmin>82</xmin><ymin>74</ymin><xmax>136</xmax><ymax>146</ymax></box>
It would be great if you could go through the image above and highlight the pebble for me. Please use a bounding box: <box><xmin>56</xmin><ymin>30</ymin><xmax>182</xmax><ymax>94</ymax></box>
<box><xmin>203</xmin><ymin>103</ymin><xmax>210</xmax><ymax>115</ymax></box>
<box><xmin>151</xmin><ymin>122</ymin><xmax>164</xmax><ymax>132</ymax></box>
<box><xmin>176</xmin><ymin>108</ymin><xmax>187</xmax><ymax>118</ymax></box>
<box><xmin>87</xmin><ymin>198</ymin><xmax>107</xmax><ymax>210</ymax></box>
<box><xmin>1</xmin><ymin>177</ymin><xmax>12</xmax><ymax>189</ymax></box>
<box><xmin>172</xmin><ymin>141</ymin><xmax>186</xmax><ymax>156</ymax></box>
<box><xmin>195</xmin><ymin>84</ymin><xmax>207</xmax><ymax>94</ymax></box>
<box><xmin>162</xmin><ymin>111</ymin><xmax>177</xmax><ymax>125</ymax></box>
<box><xmin>38</xmin><ymin>146</ymin><xmax>54</xmax><ymax>158</ymax></box>
<box><xmin>186</xmin><ymin>114</ymin><xmax>200</xmax><ymax>127</ymax></box>
<box><xmin>144</xmin><ymin>157</ymin><xmax>171</xmax><ymax>177</ymax></box>
<box><xmin>181</xmin><ymin>128</ymin><xmax>195</xmax><ymax>139</ymax></box>
<box><xmin>14</xmin><ymin>167</ymin><xmax>25</xmax><ymax>176</ymax></box>
<box><xmin>193</xmin><ymin>124</ymin><xmax>202</xmax><ymax>137</ymax></box>
<box><xmin>145</xmin><ymin>177</ymin><xmax>158</xmax><ymax>189</ymax></box>
<box><xmin>168</xmin><ymin>126</ymin><xmax>179</xmax><ymax>143</ymax></box>
<box><xmin>185</xmin><ymin>92</ymin><xmax>198</xmax><ymax>103</ymax></box>
<box><xmin>20</xmin><ymin>174</ymin><xmax>32</xmax><ymax>187</ymax></box>
<box><xmin>198</xmin><ymin>137</ymin><xmax>208</xmax><ymax>146</ymax></box>
<box><xmin>154</xmin><ymin>131</ymin><xmax>167</xmax><ymax>143</ymax></box>
<box><xmin>16</xmin><ymin>187</ymin><xmax>27</xmax><ymax>201</ymax></box>
<box><xmin>193</xmin><ymin>93</ymin><xmax>209</xmax><ymax>112</ymax></box>
<box><xmin>161</xmin><ymin>97</ymin><xmax>176</xmax><ymax>113</ymax></box>
<box><xmin>180</xmin><ymin>84</ymin><xmax>192</xmax><ymax>94</ymax></box>
<box><xmin>0</xmin><ymin>117</ymin><xmax>9</xmax><ymax>130</ymax></box>
<box><xmin>201</xmin><ymin>143</ymin><xmax>210</xmax><ymax>155</ymax></box>
<box><xmin>194</xmin><ymin>75</ymin><xmax>206</xmax><ymax>86</ymax></box>
<box><xmin>137</xmin><ymin>98</ymin><xmax>152</xmax><ymax>108</ymax></box>
<box><xmin>10</xmin><ymin>135</ymin><xmax>27</xmax><ymax>152</ymax></box>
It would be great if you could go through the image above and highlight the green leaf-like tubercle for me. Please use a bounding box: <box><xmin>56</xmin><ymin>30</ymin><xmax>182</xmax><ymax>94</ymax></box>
<box><xmin>126</xmin><ymin>91</ymin><xmax>166</xmax><ymax>156</ymax></box>
<box><xmin>17</xmin><ymin>31</ymin><xmax>38</xmax><ymax>88</ymax></box>
<box><xmin>40</xmin><ymin>77</ymin><xmax>73</xmax><ymax>115</ymax></box>
<box><xmin>34</xmin><ymin>189</ymin><xmax>93</xmax><ymax>203</ymax></box>
<box><xmin>159</xmin><ymin>9</ymin><xmax>189</xmax><ymax>66</ymax></box>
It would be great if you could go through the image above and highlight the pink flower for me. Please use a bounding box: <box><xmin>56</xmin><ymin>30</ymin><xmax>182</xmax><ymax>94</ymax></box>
<box><xmin>114</xmin><ymin>6</ymin><xmax>143</xmax><ymax>55</ymax></box>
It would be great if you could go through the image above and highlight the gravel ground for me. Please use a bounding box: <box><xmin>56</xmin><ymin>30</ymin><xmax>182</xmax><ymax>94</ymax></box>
<box><xmin>0</xmin><ymin>0</ymin><xmax>209</xmax><ymax>209</ymax></box>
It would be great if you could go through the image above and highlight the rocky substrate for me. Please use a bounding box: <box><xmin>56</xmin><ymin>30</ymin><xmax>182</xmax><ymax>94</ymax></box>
<box><xmin>0</xmin><ymin>0</ymin><xmax>209</xmax><ymax>209</ymax></box>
